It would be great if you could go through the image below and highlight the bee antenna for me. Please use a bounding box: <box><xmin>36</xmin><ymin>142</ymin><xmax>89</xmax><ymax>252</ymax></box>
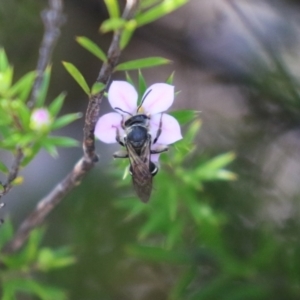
<box><xmin>137</xmin><ymin>89</ymin><xmax>152</xmax><ymax>111</ymax></box>
<box><xmin>114</xmin><ymin>107</ymin><xmax>133</xmax><ymax>116</ymax></box>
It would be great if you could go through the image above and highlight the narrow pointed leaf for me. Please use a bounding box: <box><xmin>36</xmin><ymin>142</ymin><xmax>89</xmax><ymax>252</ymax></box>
<box><xmin>51</xmin><ymin>113</ymin><xmax>82</xmax><ymax>130</ymax></box>
<box><xmin>104</xmin><ymin>0</ymin><xmax>120</xmax><ymax>18</ymax></box>
<box><xmin>48</xmin><ymin>136</ymin><xmax>79</xmax><ymax>147</ymax></box>
<box><xmin>136</xmin><ymin>0</ymin><xmax>188</xmax><ymax>27</ymax></box>
<box><xmin>36</xmin><ymin>66</ymin><xmax>52</xmax><ymax>107</ymax></box>
<box><xmin>76</xmin><ymin>36</ymin><xmax>107</xmax><ymax>62</ymax></box>
<box><xmin>138</xmin><ymin>70</ymin><xmax>147</xmax><ymax>105</ymax></box>
<box><xmin>120</xmin><ymin>20</ymin><xmax>137</xmax><ymax>49</ymax></box>
<box><xmin>125</xmin><ymin>72</ymin><xmax>134</xmax><ymax>86</ymax></box>
<box><xmin>170</xmin><ymin>110</ymin><xmax>199</xmax><ymax>125</ymax></box>
<box><xmin>100</xmin><ymin>18</ymin><xmax>126</xmax><ymax>33</ymax></box>
<box><xmin>0</xmin><ymin>218</ymin><xmax>14</xmax><ymax>250</ymax></box>
<box><xmin>42</xmin><ymin>141</ymin><xmax>58</xmax><ymax>158</ymax></box>
<box><xmin>166</xmin><ymin>71</ymin><xmax>175</xmax><ymax>84</ymax></box>
<box><xmin>9</xmin><ymin>71</ymin><xmax>36</xmax><ymax>102</ymax></box>
<box><xmin>140</xmin><ymin>0</ymin><xmax>162</xmax><ymax>10</ymax></box>
<box><xmin>91</xmin><ymin>82</ymin><xmax>106</xmax><ymax>95</ymax></box>
<box><xmin>115</xmin><ymin>57</ymin><xmax>171</xmax><ymax>71</ymax></box>
<box><xmin>0</xmin><ymin>48</ymin><xmax>9</xmax><ymax>72</ymax></box>
<box><xmin>62</xmin><ymin>61</ymin><xmax>90</xmax><ymax>95</ymax></box>
<box><xmin>126</xmin><ymin>245</ymin><xmax>190</xmax><ymax>264</ymax></box>
<box><xmin>49</xmin><ymin>92</ymin><xmax>66</xmax><ymax>117</ymax></box>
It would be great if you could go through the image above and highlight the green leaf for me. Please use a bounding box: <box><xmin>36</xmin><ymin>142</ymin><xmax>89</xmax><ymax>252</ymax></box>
<box><xmin>0</xmin><ymin>48</ymin><xmax>9</xmax><ymax>72</ymax></box>
<box><xmin>170</xmin><ymin>267</ymin><xmax>197</xmax><ymax>299</ymax></box>
<box><xmin>136</xmin><ymin>0</ymin><xmax>188</xmax><ymax>27</ymax></box>
<box><xmin>36</xmin><ymin>66</ymin><xmax>52</xmax><ymax>107</ymax></box>
<box><xmin>49</xmin><ymin>92</ymin><xmax>66</xmax><ymax>117</ymax></box>
<box><xmin>197</xmin><ymin>152</ymin><xmax>236</xmax><ymax>172</ymax></box>
<box><xmin>138</xmin><ymin>70</ymin><xmax>147</xmax><ymax>106</ymax></box>
<box><xmin>0</xmin><ymin>218</ymin><xmax>14</xmax><ymax>250</ymax></box>
<box><xmin>76</xmin><ymin>36</ymin><xmax>107</xmax><ymax>62</ymax></box>
<box><xmin>22</xmin><ymin>143</ymin><xmax>42</xmax><ymax>166</ymax></box>
<box><xmin>126</xmin><ymin>245</ymin><xmax>190</xmax><ymax>264</ymax></box>
<box><xmin>120</xmin><ymin>20</ymin><xmax>137</xmax><ymax>49</ymax></box>
<box><xmin>138</xmin><ymin>210</ymin><xmax>165</xmax><ymax>239</ymax></box>
<box><xmin>100</xmin><ymin>18</ymin><xmax>126</xmax><ymax>33</ymax></box>
<box><xmin>21</xmin><ymin>227</ymin><xmax>45</xmax><ymax>264</ymax></box>
<box><xmin>166</xmin><ymin>71</ymin><xmax>175</xmax><ymax>84</ymax></box>
<box><xmin>125</xmin><ymin>72</ymin><xmax>134</xmax><ymax>86</ymax></box>
<box><xmin>38</xmin><ymin>247</ymin><xmax>76</xmax><ymax>271</ymax></box>
<box><xmin>47</xmin><ymin>136</ymin><xmax>79</xmax><ymax>147</ymax></box>
<box><xmin>42</xmin><ymin>141</ymin><xmax>58</xmax><ymax>158</ymax></box>
<box><xmin>62</xmin><ymin>61</ymin><xmax>90</xmax><ymax>95</ymax></box>
<box><xmin>91</xmin><ymin>82</ymin><xmax>106</xmax><ymax>95</ymax></box>
<box><xmin>140</xmin><ymin>0</ymin><xmax>162</xmax><ymax>10</ymax></box>
<box><xmin>2</xmin><ymin>278</ymin><xmax>66</xmax><ymax>300</ymax></box>
<box><xmin>51</xmin><ymin>113</ymin><xmax>82</xmax><ymax>130</ymax></box>
<box><xmin>9</xmin><ymin>71</ymin><xmax>36</xmax><ymax>102</ymax></box>
<box><xmin>0</xmin><ymin>160</ymin><xmax>9</xmax><ymax>174</ymax></box>
<box><xmin>104</xmin><ymin>0</ymin><xmax>120</xmax><ymax>18</ymax></box>
<box><xmin>115</xmin><ymin>57</ymin><xmax>171</xmax><ymax>71</ymax></box>
<box><xmin>169</xmin><ymin>110</ymin><xmax>199</xmax><ymax>125</ymax></box>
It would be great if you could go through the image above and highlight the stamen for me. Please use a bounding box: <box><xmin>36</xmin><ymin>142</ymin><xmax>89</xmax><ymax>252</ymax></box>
<box><xmin>137</xmin><ymin>89</ymin><xmax>152</xmax><ymax>112</ymax></box>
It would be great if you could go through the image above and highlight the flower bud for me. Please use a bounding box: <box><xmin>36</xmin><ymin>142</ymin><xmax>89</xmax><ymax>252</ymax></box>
<box><xmin>30</xmin><ymin>108</ymin><xmax>51</xmax><ymax>131</ymax></box>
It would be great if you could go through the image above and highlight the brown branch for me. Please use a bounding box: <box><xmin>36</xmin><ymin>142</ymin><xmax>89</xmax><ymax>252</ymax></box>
<box><xmin>3</xmin><ymin>0</ymin><xmax>139</xmax><ymax>254</ymax></box>
<box><xmin>0</xmin><ymin>0</ymin><xmax>65</xmax><ymax>213</ymax></box>
<box><xmin>0</xmin><ymin>148</ymin><xmax>24</xmax><ymax>203</ymax></box>
<box><xmin>28</xmin><ymin>0</ymin><xmax>65</xmax><ymax>109</ymax></box>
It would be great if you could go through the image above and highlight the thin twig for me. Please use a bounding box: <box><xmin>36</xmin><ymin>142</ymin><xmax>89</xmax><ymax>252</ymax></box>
<box><xmin>3</xmin><ymin>0</ymin><xmax>139</xmax><ymax>254</ymax></box>
<box><xmin>28</xmin><ymin>0</ymin><xmax>65</xmax><ymax>109</ymax></box>
<box><xmin>0</xmin><ymin>0</ymin><xmax>65</xmax><ymax>210</ymax></box>
<box><xmin>0</xmin><ymin>148</ymin><xmax>24</xmax><ymax>203</ymax></box>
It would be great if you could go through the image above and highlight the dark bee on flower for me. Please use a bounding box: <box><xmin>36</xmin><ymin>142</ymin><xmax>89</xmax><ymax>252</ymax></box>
<box><xmin>95</xmin><ymin>81</ymin><xmax>182</xmax><ymax>202</ymax></box>
<box><xmin>113</xmin><ymin>110</ymin><xmax>168</xmax><ymax>202</ymax></box>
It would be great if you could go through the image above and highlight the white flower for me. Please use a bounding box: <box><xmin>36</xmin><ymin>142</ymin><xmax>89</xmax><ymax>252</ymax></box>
<box><xmin>95</xmin><ymin>81</ymin><xmax>182</xmax><ymax>161</ymax></box>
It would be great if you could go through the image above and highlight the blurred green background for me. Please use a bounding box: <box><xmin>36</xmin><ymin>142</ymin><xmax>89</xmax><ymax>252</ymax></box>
<box><xmin>2</xmin><ymin>0</ymin><xmax>300</xmax><ymax>299</ymax></box>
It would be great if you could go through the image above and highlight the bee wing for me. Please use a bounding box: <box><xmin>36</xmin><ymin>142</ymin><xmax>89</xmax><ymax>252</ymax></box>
<box><xmin>126</xmin><ymin>138</ymin><xmax>153</xmax><ymax>203</ymax></box>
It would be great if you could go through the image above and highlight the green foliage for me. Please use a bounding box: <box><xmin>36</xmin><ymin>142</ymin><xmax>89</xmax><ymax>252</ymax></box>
<box><xmin>115</xmin><ymin>56</ymin><xmax>171</xmax><ymax>71</ymax></box>
<box><xmin>103</xmin><ymin>0</ymin><xmax>120</xmax><ymax>19</ymax></box>
<box><xmin>76</xmin><ymin>36</ymin><xmax>107</xmax><ymax>62</ymax></box>
<box><xmin>62</xmin><ymin>61</ymin><xmax>90</xmax><ymax>95</ymax></box>
<box><xmin>36</xmin><ymin>66</ymin><xmax>51</xmax><ymax>107</ymax></box>
<box><xmin>0</xmin><ymin>220</ymin><xmax>75</xmax><ymax>300</ymax></box>
<box><xmin>100</xmin><ymin>18</ymin><xmax>127</xmax><ymax>33</ymax></box>
<box><xmin>99</xmin><ymin>0</ymin><xmax>190</xmax><ymax>50</ymax></box>
<box><xmin>112</xmin><ymin>114</ymin><xmax>238</xmax><ymax>298</ymax></box>
<box><xmin>136</xmin><ymin>0</ymin><xmax>189</xmax><ymax>27</ymax></box>
<box><xmin>170</xmin><ymin>109</ymin><xmax>200</xmax><ymax>125</ymax></box>
<box><xmin>0</xmin><ymin>50</ymin><xmax>80</xmax><ymax>170</ymax></box>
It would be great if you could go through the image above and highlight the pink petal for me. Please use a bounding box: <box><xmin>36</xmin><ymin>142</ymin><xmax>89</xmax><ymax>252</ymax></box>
<box><xmin>150</xmin><ymin>153</ymin><xmax>160</xmax><ymax>163</ymax></box>
<box><xmin>95</xmin><ymin>112</ymin><xmax>124</xmax><ymax>143</ymax></box>
<box><xmin>150</xmin><ymin>113</ymin><xmax>182</xmax><ymax>145</ymax></box>
<box><xmin>141</xmin><ymin>83</ymin><xmax>174</xmax><ymax>114</ymax></box>
<box><xmin>108</xmin><ymin>81</ymin><xmax>138</xmax><ymax>114</ymax></box>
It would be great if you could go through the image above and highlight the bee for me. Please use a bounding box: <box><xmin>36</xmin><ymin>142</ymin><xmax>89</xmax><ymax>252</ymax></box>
<box><xmin>113</xmin><ymin>92</ymin><xmax>168</xmax><ymax>202</ymax></box>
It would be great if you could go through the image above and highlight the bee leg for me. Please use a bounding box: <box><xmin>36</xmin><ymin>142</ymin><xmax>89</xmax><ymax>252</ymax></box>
<box><xmin>120</xmin><ymin>115</ymin><xmax>126</xmax><ymax>130</ymax></box>
<box><xmin>113</xmin><ymin>149</ymin><xmax>128</xmax><ymax>158</ymax></box>
<box><xmin>153</xmin><ymin>113</ymin><xmax>163</xmax><ymax>144</ymax></box>
<box><xmin>115</xmin><ymin>127</ymin><xmax>125</xmax><ymax>146</ymax></box>
<box><xmin>150</xmin><ymin>145</ymin><xmax>169</xmax><ymax>154</ymax></box>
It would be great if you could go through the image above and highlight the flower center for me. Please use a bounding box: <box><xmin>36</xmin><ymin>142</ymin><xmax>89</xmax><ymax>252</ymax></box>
<box><xmin>137</xmin><ymin>106</ymin><xmax>145</xmax><ymax>114</ymax></box>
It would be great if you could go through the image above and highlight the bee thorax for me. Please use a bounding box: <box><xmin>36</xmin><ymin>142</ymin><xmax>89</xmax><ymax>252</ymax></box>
<box><xmin>127</xmin><ymin>126</ymin><xmax>148</xmax><ymax>148</ymax></box>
